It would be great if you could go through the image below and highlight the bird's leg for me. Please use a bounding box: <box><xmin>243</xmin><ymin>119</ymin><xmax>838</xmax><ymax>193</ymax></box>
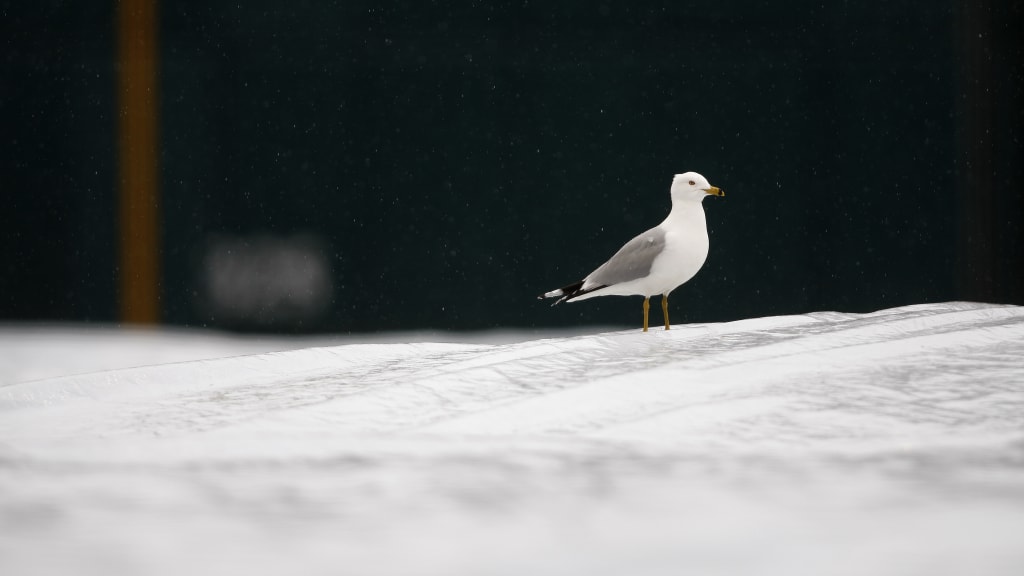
<box><xmin>662</xmin><ymin>294</ymin><xmax>670</xmax><ymax>330</ymax></box>
<box><xmin>642</xmin><ymin>297</ymin><xmax>650</xmax><ymax>332</ymax></box>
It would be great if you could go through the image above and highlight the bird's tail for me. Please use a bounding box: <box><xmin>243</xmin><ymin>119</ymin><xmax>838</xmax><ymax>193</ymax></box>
<box><xmin>537</xmin><ymin>280</ymin><xmax>605</xmax><ymax>306</ymax></box>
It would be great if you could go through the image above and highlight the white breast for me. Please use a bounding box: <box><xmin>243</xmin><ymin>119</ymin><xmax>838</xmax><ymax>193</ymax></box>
<box><xmin>645</xmin><ymin>204</ymin><xmax>710</xmax><ymax>295</ymax></box>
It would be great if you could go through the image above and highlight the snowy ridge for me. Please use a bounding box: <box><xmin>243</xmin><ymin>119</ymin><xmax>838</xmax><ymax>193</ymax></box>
<box><xmin>4</xmin><ymin>302</ymin><xmax>1021</xmax><ymax>452</ymax></box>
<box><xmin>2</xmin><ymin>302</ymin><xmax>1024</xmax><ymax>576</ymax></box>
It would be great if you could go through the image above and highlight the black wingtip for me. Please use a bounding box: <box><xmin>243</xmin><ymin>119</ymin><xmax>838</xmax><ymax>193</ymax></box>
<box><xmin>539</xmin><ymin>280</ymin><xmax>607</xmax><ymax>307</ymax></box>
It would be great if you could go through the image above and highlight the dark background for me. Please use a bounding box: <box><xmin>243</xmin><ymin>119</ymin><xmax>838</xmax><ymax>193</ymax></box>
<box><xmin>3</xmin><ymin>1</ymin><xmax>1022</xmax><ymax>332</ymax></box>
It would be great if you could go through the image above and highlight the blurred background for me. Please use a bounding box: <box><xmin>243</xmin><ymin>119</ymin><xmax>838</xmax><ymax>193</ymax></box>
<box><xmin>2</xmin><ymin>0</ymin><xmax>1022</xmax><ymax>333</ymax></box>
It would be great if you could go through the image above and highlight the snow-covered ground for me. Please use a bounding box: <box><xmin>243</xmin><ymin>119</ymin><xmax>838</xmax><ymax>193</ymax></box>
<box><xmin>2</xmin><ymin>302</ymin><xmax>1023</xmax><ymax>576</ymax></box>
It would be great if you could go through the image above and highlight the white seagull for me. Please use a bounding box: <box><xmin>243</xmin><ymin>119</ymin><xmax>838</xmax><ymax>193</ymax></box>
<box><xmin>538</xmin><ymin>171</ymin><xmax>724</xmax><ymax>331</ymax></box>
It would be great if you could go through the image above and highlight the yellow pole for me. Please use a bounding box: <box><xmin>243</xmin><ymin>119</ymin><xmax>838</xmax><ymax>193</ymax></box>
<box><xmin>117</xmin><ymin>0</ymin><xmax>161</xmax><ymax>324</ymax></box>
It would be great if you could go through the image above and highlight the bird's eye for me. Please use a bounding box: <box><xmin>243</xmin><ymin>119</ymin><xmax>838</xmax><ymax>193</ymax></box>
<box><xmin>688</xmin><ymin>180</ymin><xmax>695</xmax><ymax>185</ymax></box>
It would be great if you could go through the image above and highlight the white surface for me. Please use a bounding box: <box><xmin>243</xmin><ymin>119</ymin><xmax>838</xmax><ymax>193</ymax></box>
<box><xmin>0</xmin><ymin>324</ymin><xmax>569</xmax><ymax>384</ymax></box>
<box><xmin>2</xmin><ymin>302</ymin><xmax>1024</xmax><ymax>575</ymax></box>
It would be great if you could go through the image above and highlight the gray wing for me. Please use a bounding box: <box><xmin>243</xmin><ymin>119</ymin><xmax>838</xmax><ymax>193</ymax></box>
<box><xmin>586</xmin><ymin>227</ymin><xmax>666</xmax><ymax>286</ymax></box>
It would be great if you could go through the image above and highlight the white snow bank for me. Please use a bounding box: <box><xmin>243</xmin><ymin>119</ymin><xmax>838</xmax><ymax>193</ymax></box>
<box><xmin>0</xmin><ymin>323</ymin><xmax>573</xmax><ymax>384</ymax></box>
<box><xmin>2</xmin><ymin>302</ymin><xmax>1023</xmax><ymax>576</ymax></box>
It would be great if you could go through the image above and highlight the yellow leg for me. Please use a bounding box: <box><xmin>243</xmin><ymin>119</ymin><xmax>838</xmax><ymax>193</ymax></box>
<box><xmin>642</xmin><ymin>297</ymin><xmax>650</xmax><ymax>332</ymax></box>
<box><xmin>662</xmin><ymin>295</ymin><xmax>670</xmax><ymax>330</ymax></box>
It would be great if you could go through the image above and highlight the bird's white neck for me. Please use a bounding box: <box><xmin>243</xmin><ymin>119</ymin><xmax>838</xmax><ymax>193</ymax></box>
<box><xmin>664</xmin><ymin>198</ymin><xmax>707</xmax><ymax>228</ymax></box>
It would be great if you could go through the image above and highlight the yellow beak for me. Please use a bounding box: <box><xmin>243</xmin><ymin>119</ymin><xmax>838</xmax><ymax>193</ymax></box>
<box><xmin>706</xmin><ymin>186</ymin><xmax>724</xmax><ymax>197</ymax></box>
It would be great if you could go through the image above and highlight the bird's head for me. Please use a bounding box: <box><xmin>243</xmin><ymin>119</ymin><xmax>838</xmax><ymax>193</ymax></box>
<box><xmin>671</xmin><ymin>172</ymin><xmax>724</xmax><ymax>203</ymax></box>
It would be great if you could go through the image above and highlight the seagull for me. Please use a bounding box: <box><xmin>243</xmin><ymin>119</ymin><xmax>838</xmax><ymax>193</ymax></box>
<box><xmin>538</xmin><ymin>172</ymin><xmax>724</xmax><ymax>331</ymax></box>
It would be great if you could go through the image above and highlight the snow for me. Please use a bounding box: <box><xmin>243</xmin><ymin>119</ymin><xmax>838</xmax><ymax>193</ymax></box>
<box><xmin>2</xmin><ymin>302</ymin><xmax>1024</xmax><ymax>575</ymax></box>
